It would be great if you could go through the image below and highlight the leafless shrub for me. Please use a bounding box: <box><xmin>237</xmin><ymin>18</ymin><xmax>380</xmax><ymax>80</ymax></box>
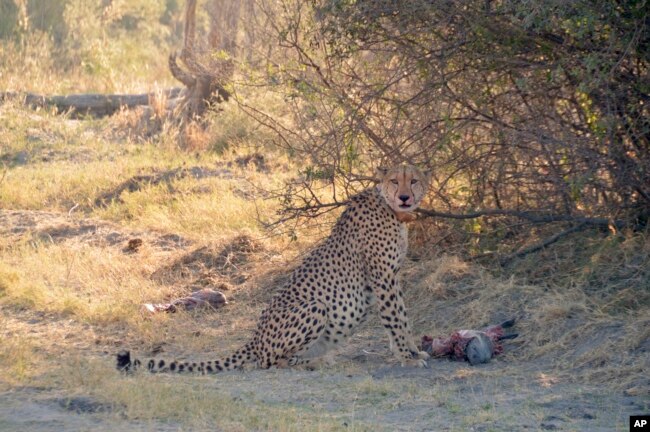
<box><xmin>238</xmin><ymin>0</ymin><xmax>648</xmax><ymax>252</ymax></box>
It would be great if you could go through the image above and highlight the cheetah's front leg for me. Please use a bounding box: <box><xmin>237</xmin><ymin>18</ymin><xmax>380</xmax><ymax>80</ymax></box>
<box><xmin>375</xmin><ymin>275</ymin><xmax>429</xmax><ymax>368</ymax></box>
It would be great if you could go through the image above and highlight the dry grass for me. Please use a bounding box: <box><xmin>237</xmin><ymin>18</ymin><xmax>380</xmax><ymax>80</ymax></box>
<box><xmin>0</xmin><ymin>241</ymin><xmax>172</xmax><ymax>324</ymax></box>
<box><xmin>53</xmin><ymin>359</ymin><xmax>364</xmax><ymax>432</ymax></box>
<box><xmin>0</xmin><ymin>12</ymin><xmax>177</xmax><ymax>95</ymax></box>
<box><xmin>0</xmin><ymin>333</ymin><xmax>41</xmax><ymax>389</ymax></box>
<box><xmin>404</xmin><ymin>230</ymin><xmax>650</xmax><ymax>393</ymax></box>
<box><xmin>1</xmin><ymin>69</ymin><xmax>647</xmax><ymax>431</ymax></box>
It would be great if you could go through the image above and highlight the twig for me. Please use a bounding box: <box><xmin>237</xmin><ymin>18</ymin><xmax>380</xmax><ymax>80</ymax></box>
<box><xmin>68</xmin><ymin>203</ymin><xmax>80</xmax><ymax>217</ymax></box>
<box><xmin>281</xmin><ymin>201</ymin><xmax>347</xmax><ymax>215</ymax></box>
<box><xmin>266</xmin><ymin>201</ymin><xmax>347</xmax><ymax>228</ymax></box>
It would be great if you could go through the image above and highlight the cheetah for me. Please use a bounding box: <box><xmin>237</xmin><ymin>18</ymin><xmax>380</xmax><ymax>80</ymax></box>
<box><xmin>117</xmin><ymin>164</ymin><xmax>432</xmax><ymax>373</ymax></box>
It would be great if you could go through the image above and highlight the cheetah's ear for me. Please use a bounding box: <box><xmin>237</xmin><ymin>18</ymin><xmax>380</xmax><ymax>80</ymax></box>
<box><xmin>375</xmin><ymin>166</ymin><xmax>389</xmax><ymax>180</ymax></box>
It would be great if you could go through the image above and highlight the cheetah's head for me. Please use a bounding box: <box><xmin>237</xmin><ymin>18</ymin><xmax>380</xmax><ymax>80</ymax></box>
<box><xmin>376</xmin><ymin>165</ymin><xmax>431</xmax><ymax>214</ymax></box>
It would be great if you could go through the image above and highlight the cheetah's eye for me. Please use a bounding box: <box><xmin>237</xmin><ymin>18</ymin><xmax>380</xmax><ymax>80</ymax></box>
<box><xmin>411</xmin><ymin>179</ymin><xmax>419</xmax><ymax>185</ymax></box>
<box><xmin>390</xmin><ymin>179</ymin><xmax>398</xmax><ymax>185</ymax></box>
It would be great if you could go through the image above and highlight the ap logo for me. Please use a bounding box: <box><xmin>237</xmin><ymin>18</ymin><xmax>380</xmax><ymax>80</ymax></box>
<box><xmin>631</xmin><ymin>416</ymin><xmax>649</xmax><ymax>431</ymax></box>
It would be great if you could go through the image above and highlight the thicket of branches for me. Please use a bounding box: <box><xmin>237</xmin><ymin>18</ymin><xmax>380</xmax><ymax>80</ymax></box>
<box><xmin>2</xmin><ymin>1</ymin><xmax>648</xmax><ymax>252</ymax></box>
<box><xmin>234</xmin><ymin>0</ymin><xmax>649</xmax><ymax>245</ymax></box>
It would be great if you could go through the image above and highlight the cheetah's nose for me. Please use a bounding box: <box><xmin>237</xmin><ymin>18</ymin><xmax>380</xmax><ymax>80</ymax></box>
<box><xmin>399</xmin><ymin>195</ymin><xmax>410</xmax><ymax>203</ymax></box>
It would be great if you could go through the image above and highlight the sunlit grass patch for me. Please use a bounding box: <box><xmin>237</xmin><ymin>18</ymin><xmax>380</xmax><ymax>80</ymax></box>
<box><xmin>0</xmin><ymin>132</ymin><xmax>200</xmax><ymax>213</ymax></box>
<box><xmin>95</xmin><ymin>173</ymin><xmax>282</xmax><ymax>241</ymax></box>
<box><xmin>0</xmin><ymin>242</ymin><xmax>167</xmax><ymax>325</ymax></box>
<box><xmin>0</xmin><ymin>332</ymin><xmax>42</xmax><ymax>388</ymax></box>
<box><xmin>1</xmin><ymin>161</ymin><xmax>122</xmax><ymax>210</ymax></box>
<box><xmin>0</xmin><ymin>103</ymin><xmax>295</xmax><ymax>244</ymax></box>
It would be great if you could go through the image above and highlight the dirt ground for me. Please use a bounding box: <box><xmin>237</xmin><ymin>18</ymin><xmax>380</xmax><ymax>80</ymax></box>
<box><xmin>0</xmin><ymin>371</ymin><xmax>644</xmax><ymax>432</ymax></box>
<box><xmin>0</xmin><ymin>210</ymin><xmax>647</xmax><ymax>431</ymax></box>
<box><xmin>0</xmin><ymin>343</ymin><xmax>644</xmax><ymax>431</ymax></box>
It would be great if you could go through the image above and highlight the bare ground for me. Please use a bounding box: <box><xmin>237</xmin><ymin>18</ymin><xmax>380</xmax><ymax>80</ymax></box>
<box><xmin>0</xmin><ymin>363</ymin><xmax>643</xmax><ymax>432</ymax></box>
<box><xmin>0</xmin><ymin>210</ymin><xmax>647</xmax><ymax>431</ymax></box>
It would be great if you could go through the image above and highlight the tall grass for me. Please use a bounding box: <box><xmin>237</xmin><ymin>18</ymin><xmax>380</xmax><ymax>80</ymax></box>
<box><xmin>0</xmin><ymin>0</ymin><xmax>182</xmax><ymax>93</ymax></box>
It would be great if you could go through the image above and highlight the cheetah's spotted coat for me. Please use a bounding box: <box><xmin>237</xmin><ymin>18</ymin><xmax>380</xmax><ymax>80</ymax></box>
<box><xmin>117</xmin><ymin>165</ymin><xmax>431</xmax><ymax>373</ymax></box>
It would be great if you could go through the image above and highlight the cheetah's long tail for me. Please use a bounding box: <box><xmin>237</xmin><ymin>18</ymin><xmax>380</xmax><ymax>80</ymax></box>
<box><xmin>116</xmin><ymin>341</ymin><xmax>257</xmax><ymax>374</ymax></box>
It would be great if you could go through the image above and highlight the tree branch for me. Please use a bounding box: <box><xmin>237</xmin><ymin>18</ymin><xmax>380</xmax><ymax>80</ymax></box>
<box><xmin>415</xmin><ymin>207</ymin><xmax>628</xmax><ymax>229</ymax></box>
<box><xmin>498</xmin><ymin>223</ymin><xmax>589</xmax><ymax>265</ymax></box>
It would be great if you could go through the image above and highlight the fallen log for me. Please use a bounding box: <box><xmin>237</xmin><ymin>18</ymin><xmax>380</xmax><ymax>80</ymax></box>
<box><xmin>0</xmin><ymin>88</ymin><xmax>183</xmax><ymax>117</ymax></box>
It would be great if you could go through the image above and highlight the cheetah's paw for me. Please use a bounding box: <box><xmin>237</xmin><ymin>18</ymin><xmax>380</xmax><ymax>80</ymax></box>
<box><xmin>401</xmin><ymin>357</ymin><xmax>429</xmax><ymax>368</ymax></box>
